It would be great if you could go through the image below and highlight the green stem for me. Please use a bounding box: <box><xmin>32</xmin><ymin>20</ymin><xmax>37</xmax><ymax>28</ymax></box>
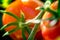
<box><xmin>28</xmin><ymin>0</ymin><xmax>53</xmax><ymax>40</ymax></box>
<box><xmin>58</xmin><ymin>0</ymin><xmax>60</xmax><ymax>11</ymax></box>
<box><xmin>24</xmin><ymin>25</ymin><xmax>31</xmax><ymax>34</ymax></box>
<box><xmin>0</xmin><ymin>22</ymin><xmax>18</xmax><ymax>30</ymax></box>
<box><xmin>46</xmin><ymin>16</ymin><xmax>56</xmax><ymax>20</ymax></box>
<box><xmin>22</xmin><ymin>28</ymin><xmax>26</xmax><ymax>40</ymax></box>
<box><xmin>44</xmin><ymin>0</ymin><xmax>53</xmax><ymax>9</ymax></box>
<box><xmin>46</xmin><ymin>8</ymin><xmax>58</xmax><ymax>18</ymax></box>
<box><xmin>20</xmin><ymin>12</ymin><xmax>25</xmax><ymax>22</ymax></box>
<box><xmin>58</xmin><ymin>0</ymin><xmax>60</xmax><ymax>17</ymax></box>
<box><xmin>0</xmin><ymin>10</ymin><xmax>20</xmax><ymax>21</ymax></box>
<box><xmin>47</xmin><ymin>0</ymin><xmax>54</xmax><ymax>3</ymax></box>
<box><xmin>28</xmin><ymin>10</ymin><xmax>44</xmax><ymax>40</ymax></box>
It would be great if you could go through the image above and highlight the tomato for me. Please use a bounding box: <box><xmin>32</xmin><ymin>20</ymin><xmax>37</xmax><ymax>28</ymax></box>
<box><xmin>2</xmin><ymin>0</ymin><xmax>43</xmax><ymax>40</ymax></box>
<box><xmin>34</xmin><ymin>30</ymin><xmax>43</xmax><ymax>40</ymax></box>
<box><xmin>40</xmin><ymin>1</ymin><xmax>60</xmax><ymax>40</ymax></box>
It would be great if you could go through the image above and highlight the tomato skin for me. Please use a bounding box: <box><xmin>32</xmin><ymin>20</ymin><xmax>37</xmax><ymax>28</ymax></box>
<box><xmin>2</xmin><ymin>0</ymin><xmax>43</xmax><ymax>40</ymax></box>
<box><xmin>41</xmin><ymin>1</ymin><xmax>60</xmax><ymax>40</ymax></box>
<box><xmin>34</xmin><ymin>30</ymin><xmax>43</xmax><ymax>40</ymax></box>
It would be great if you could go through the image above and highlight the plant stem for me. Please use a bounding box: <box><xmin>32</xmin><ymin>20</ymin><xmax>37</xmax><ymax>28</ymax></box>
<box><xmin>44</xmin><ymin>0</ymin><xmax>53</xmax><ymax>9</ymax></box>
<box><xmin>22</xmin><ymin>28</ymin><xmax>26</xmax><ymax>40</ymax></box>
<box><xmin>28</xmin><ymin>10</ymin><xmax>44</xmax><ymax>40</ymax></box>
<box><xmin>25</xmin><ymin>26</ymin><xmax>31</xmax><ymax>34</ymax></box>
<box><xmin>58</xmin><ymin>0</ymin><xmax>60</xmax><ymax>17</ymax></box>
<box><xmin>46</xmin><ymin>8</ymin><xmax>58</xmax><ymax>18</ymax></box>
<box><xmin>28</xmin><ymin>0</ymin><xmax>53</xmax><ymax>40</ymax></box>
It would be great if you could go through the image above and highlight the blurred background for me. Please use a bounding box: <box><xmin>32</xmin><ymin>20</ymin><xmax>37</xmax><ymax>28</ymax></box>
<box><xmin>0</xmin><ymin>0</ymin><xmax>45</xmax><ymax>40</ymax></box>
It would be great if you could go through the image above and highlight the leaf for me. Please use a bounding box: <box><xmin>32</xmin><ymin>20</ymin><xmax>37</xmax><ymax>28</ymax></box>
<box><xmin>2</xmin><ymin>32</ymin><xmax>9</xmax><ymax>37</ymax></box>
<box><xmin>0</xmin><ymin>22</ymin><xmax>17</xmax><ymax>30</ymax></box>
<box><xmin>20</xmin><ymin>10</ymin><xmax>25</xmax><ymax>22</ymax></box>
<box><xmin>2</xmin><ymin>27</ymin><xmax>19</xmax><ymax>37</ymax></box>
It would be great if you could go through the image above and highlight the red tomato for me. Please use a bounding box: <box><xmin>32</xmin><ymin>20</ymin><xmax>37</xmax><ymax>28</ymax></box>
<box><xmin>2</xmin><ymin>0</ymin><xmax>43</xmax><ymax>40</ymax></box>
<box><xmin>34</xmin><ymin>30</ymin><xmax>43</xmax><ymax>40</ymax></box>
<box><xmin>40</xmin><ymin>1</ymin><xmax>60</xmax><ymax>40</ymax></box>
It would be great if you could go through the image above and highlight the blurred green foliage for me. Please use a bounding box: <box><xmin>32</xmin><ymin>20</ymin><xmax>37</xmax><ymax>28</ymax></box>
<box><xmin>0</xmin><ymin>0</ymin><xmax>13</xmax><ymax>8</ymax></box>
<box><xmin>0</xmin><ymin>0</ymin><xmax>2</xmax><ymax>4</ymax></box>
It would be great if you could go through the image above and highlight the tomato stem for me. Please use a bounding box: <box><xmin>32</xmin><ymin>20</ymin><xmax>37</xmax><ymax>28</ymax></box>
<box><xmin>46</xmin><ymin>8</ymin><xmax>58</xmax><ymax>18</ymax></box>
<box><xmin>28</xmin><ymin>10</ymin><xmax>44</xmax><ymax>40</ymax></box>
<box><xmin>28</xmin><ymin>0</ymin><xmax>53</xmax><ymax>40</ymax></box>
<box><xmin>20</xmin><ymin>10</ymin><xmax>25</xmax><ymax>22</ymax></box>
<box><xmin>24</xmin><ymin>25</ymin><xmax>31</xmax><ymax>34</ymax></box>
<box><xmin>44</xmin><ymin>0</ymin><xmax>53</xmax><ymax>9</ymax></box>
<box><xmin>58</xmin><ymin>0</ymin><xmax>60</xmax><ymax>17</ymax></box>
<box><xmin>22</xmin><ymin>28</ymin><xmax>27</xmax><ymax>40</ymax></box>
<box><xmin>43</xmin><ymin>16</ymin><xmax>56</xmax><ymax>21</ymax></box>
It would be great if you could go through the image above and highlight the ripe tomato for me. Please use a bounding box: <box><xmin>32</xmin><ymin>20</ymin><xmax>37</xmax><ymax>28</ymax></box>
<box><xmin>2</xmin><ymin>0</ymin><xmax>43</xmax><ymax>40</ymax></box>
<box><xmin>40</xmin><ymin>1</ymin><xmax>60</xmax><ymax>40</ymax></box>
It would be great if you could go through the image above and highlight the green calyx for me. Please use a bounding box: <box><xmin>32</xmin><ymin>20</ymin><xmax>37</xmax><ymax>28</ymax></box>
<box><xmin>0</xmin><ymin>10</ymin><xmax>31</xmax><ymax>40</ymax></box>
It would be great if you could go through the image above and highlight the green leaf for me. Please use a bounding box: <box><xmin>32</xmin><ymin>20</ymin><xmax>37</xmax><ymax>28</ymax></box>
<box><xmin>2</xmin><ymin>27</ymin><xmax>19</xmax><ymax>37</ymax></box>
<box><xmin>0</xmin><ymin>22</ymin><xmax>17</xmax><ymax>30</ymax></box>
<box><xmin>20</xmin><ymin>10</ymin><xmax>25</xmax><ymax>22</ymax></box>
<box><xmin>2</xmin><ymin>31</ymin><xmax>9</xmax><ymax>37</ymax></box>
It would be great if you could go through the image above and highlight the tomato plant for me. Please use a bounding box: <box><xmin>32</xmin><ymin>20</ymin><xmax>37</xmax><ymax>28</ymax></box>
<box><xmin>2</xmin><ymin>0</ymin><xmax>43</xmax><ymax>40</ymax></box>
<box><xmin>1</xmin><ymin>0</ymin><xmax>60</xmax><ymax>40</ymax></box>
<box><xmin>41</xmin><ymin>1</ymin><xmax>60</xmax><ymax>40</ymax></box>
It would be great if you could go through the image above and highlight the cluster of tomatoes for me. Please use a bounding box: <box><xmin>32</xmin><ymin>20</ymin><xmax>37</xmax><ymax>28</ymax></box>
<box><xmin>0</xmin><ymin>0</ymin><xmax>60</xmax><ymax>40</ymax></box>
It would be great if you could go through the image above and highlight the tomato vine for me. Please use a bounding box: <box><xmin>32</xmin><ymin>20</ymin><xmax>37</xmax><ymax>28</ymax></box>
<box><xmin>0</xmin><ymin>0</ymin><xmax>60</xmax><ymax>40</ymax></box>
